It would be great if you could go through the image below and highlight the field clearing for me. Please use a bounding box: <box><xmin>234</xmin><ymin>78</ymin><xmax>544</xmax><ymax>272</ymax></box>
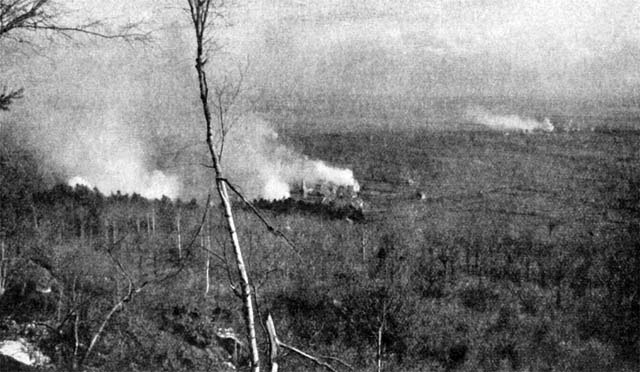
<box><xmin>287</xmin><ymin>128</ymin><xmax>640</xmax><ymax>240</ymax></box>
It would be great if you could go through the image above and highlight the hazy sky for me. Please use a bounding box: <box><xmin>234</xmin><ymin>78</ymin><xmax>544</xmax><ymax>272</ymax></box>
<box><xmin>2</xmin><ymin>0</ymin><xmax>639</xmax><ymax>198</ymax></box>
<box><xmin>55</xmin><ymin>0</ymin><xmax>640</xmax><ymax>100</ymax></box>
<box><xmin>0</xmin><ymin>0</ymin><xmax>637</xmax><ymax>116</ymax></box>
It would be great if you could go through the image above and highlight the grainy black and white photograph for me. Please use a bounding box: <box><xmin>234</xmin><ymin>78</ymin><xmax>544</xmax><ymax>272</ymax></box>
<box><xmin>1</xmin><ymin>1</ymin><xmax>639</xmax><ymax>371</ymax></box>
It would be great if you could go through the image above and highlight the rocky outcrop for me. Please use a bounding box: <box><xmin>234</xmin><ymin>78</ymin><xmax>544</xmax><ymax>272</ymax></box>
<box><xmin>0</xmin><ymin>338</ymin><xmax>50</xmax><ymax>369</ymax></box>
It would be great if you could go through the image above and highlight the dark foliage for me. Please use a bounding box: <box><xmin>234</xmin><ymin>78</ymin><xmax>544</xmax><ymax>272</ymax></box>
<box><xmin>1</xmin><ymin>128</ymin><xmax>639</xmax><ymax>371</ymax></box>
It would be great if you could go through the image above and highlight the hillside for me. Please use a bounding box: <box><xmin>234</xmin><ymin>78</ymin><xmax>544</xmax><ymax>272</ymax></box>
<box><xmin>0</xmin><ymin>128</ymin><xmax>639</xmax><ymax>371</ymax></box>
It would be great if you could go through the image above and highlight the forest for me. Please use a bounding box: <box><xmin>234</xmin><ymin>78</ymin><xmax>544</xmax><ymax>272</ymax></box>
<box><xmin>1</xmin><ymin>126</ymin><xmax>639</xmax><ymax>371</ymax></box>
<box><xmin>1</xmin><ymin>1</ymin><xmax>640</xmax><ymax>371</ymax></box>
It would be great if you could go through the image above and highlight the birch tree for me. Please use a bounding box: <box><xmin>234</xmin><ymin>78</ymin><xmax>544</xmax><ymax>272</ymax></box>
<box><xmin>186</xmin><ymin>1</ymin><xmax>261</xmax><ymax>371</ymax></box>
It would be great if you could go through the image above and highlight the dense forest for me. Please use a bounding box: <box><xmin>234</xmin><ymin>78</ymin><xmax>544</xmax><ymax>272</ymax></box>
<box><xmin>1</xmin><ymin>128</ymin><xmax>639</xmax><ymax>372</ymax></box>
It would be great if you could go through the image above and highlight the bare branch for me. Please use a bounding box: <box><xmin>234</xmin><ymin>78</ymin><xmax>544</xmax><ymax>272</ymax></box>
<box><xmin>82</xmin><ymin>250</ymin><xmax>135</xmax><ymax>366</ymax></box>
<box><xmin>0</xmin><ymin>1</ymin><xmax>149</xmax><ymax>42</ymax></box>
<box><xmin>0</xmin><ymin>86</ymin><xmax>23</xmax><ymax>110</ymax></box>
<box><xmin>278</xmin><ymin>342</ymin><xmax>340</xmax><ymax>372</ymax></box>
<box><xmin>18</xmin><ymin>24</ymin><xmax>151</xmax><ymax>42</ymax></box>
<box><xmin>265</xmin><ymin>314</ymin><xmax>349</xmax><ymax>372</ymax></box>
<box><xmin>223</xmin><ymin>179</ymin><xmax>302</xmax><ymax>259</ymax></box>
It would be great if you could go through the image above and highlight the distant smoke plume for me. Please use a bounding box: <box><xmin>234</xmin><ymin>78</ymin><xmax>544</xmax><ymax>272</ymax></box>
<box><xmin>466</xmin><ymin>106</ymin><xmax>554</xmax><ymax>132</ymax></box>
<box><xmin>60</xmin><ymin>109</ymin><xmax>181</xmax><ymax>199</ymax></box>
<box><xmin>222</xmin><ymin>114</ymin><xmax>360</xmax><ymax>201</ymax></box>
<box><xmin>1</xmin><ymin>25</ymin><xmax>363</xmax><ymax>202</ymax></box>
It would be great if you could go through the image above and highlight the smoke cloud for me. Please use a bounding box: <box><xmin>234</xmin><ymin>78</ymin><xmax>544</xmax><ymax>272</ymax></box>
<box><xmin>465</xmin><ymin>106</ymin><xmax>554</xmax><ymax>132</ymax></box>
<box><xmin>221</xmin><ymin>114</ymin><xmax>360</xmax><ymax>201</ymax></box>
<box><xmin>1</xmin><ymin>25</ymin><xmax>362</xmax><ymax>202</ymax></box>
<box><xmin>58</xmin><ymin>108</ymin><xmax>181</xmax><ymax>199</ymax></box>
<box><xmin>67</xmin><ymin>176</ymin><xmax>92</xmax><ymax>189</ymax></box>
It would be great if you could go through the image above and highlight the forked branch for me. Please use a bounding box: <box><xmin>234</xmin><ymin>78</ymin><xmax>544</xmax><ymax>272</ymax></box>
<box><xmin>266</xmin><ymin>314</ymin><xmax>351</xmax><ymax>372</ymax></box>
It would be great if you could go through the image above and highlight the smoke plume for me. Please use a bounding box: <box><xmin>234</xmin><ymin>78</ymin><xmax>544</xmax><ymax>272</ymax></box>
<box><xmin>221</xmin><ymin>114</ymin><xmax>360</xmax><ymax>201</ymax></box>
<box><xmin>466</xmin><ymin>106</ymin><xmax>554</xmax><ymax>132</ymax></box>
<box><xmin>61</xmin><ymin>109</ymin><xmax>181</xmax><ymax>199</ymax></box>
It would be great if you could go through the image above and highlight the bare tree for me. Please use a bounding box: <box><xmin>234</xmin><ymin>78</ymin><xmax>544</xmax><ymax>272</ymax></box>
<box><xmin>0</xmin><ymin>236</ymin><xmax>7</xmax><ymax>296</ymax></box>
<box><xmin>0</xmin><ymin>0</ymin><xmax>147</xmax><ymax>110</ymax></box>
<box><xmin>0</xmin><ymin>0</ymin><xmax>148</xmax><ymax>41</ymax></box>
<box><xmin>186</xmin><ymin>1</ymin><xmax>261</xmax><ymax>371</ymax></box>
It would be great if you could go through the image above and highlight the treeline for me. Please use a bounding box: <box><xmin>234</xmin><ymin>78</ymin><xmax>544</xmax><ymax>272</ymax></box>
<box><xmin>0</xmin><ymin>134</ymin><xmax>639</xmax><ymax>371</ymax></box>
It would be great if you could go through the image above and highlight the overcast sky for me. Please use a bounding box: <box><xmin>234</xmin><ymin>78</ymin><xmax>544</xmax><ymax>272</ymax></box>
<box><xmin>3</xmin><ymin>0</ymin><xmax>640</xmax><ymax>134</ymax></box>
<box><xmin>52</xmin><ymin>0</ymin><xmax>640</xmax><ymax>101</ymax></box>
<box><xmin>2</xmin><ymin>0</ymin><xmax>639</xmax><ymax>197</ymax></box>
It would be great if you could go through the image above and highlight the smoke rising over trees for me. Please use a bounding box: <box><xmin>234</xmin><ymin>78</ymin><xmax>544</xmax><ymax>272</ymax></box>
<box><xmin>0</xmin><ymin>1</ymin><xmax>639</xmax><ymax>371</ymax></box>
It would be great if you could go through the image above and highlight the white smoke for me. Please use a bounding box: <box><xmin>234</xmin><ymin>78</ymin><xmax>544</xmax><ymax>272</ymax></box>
<box><xmin>60</xmin><ymin>109</ymin><xmax>181</xmax><ymax>199</ymax></box>
<box><xmin>67</xmin><ymin>176</ymin><xmax>93</xmax><ymax>189</ymax></box>
<box><xmin>466</xmin><ymin>106</ymin><xmax>554</xmax><ymax>132</ymax></box>
<box><xmin>66</xmin><ymin>162</ymin><xmax>180</xmax><ymax>200</ymax></box>
<box><xmin>303</xmin><ymin>160</ymin><xmax>360</xmax><ymax>193</ymax></box>
<box><xmin>223</xmin><ymin>114</ymin><xmax>360</xmax><ymax>201</ymax></box>
<box><xmin>262</xmin><ymin>177</ymin><xmax>291</xmax><ymax>201</ymax></box>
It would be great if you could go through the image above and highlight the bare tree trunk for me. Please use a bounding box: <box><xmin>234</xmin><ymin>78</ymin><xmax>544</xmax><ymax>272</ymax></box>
<box><xmin>205</xmin><ymin>238</ymin><xmax>211</xmax><ymax>295</ymax></box>
<box><xmin>361</xmin><ymin>229</ymin><xmax>367</xmax><ymax>263</ymax></box>
<box><xmin>72</xmin><ymin>311</ymin><xmax>80</xmax><ymax>371</ymax></box>
<box><xmin>266</xmin><ymin>315</ymin><xmax>279</xmax><ymax>372</ymax></box>
<box><xmin>377</xmin><ymin>322</ymin><xmax>383</xmax><ymax>372</ymax></box>
<box><xmin>216</xmin><ymin>173</ymin><xmax>260</xmax><ymax>371</ymax></box>
<box><xmin>56</xmin><ymin>286</ymin><xmax>63</xmax><ymax>323</ymax></box>
<box><xmin>83</xmin><ymin>298</ymin><xmax>124</xmax><ymax>364</ymax></box>
<box><xmin>188</xmin><ymin>2</ymin><xmax>260</xmax><ymax>370</ymax></box>
<box><xmin>71</xmin><ymin>277</ymin><xmax>80</xmax><ymax>371</ymax></box>
<box><xmin>176</xmin><ymin>212</ymin><xmax>182</xmax><ymax>259</ymax></box>
<box><xmin>201</xmin><ymin>225</ymin><xmax>211</xmax><ymax>295</ymax></box>
<box><xmin>112</xmin><ymin>220</ymin><xmax>117</xmax><ymax>244</ymax></box>
<box><xmin>104</xmin><ymin>218</ymin><xmax>109</xmax><ymax>243</ymax></box>
<box><xmin>0</xmin><ymin>239</ymin><xmax>7</xmax><ymax>297</ymax></box>
<box><xmin>266</xmin><ymin>314</ymin><xmax>342</xmax><ymax>372</ymax></box>
<box><xmin>31</xmin><ymin>204</ymin><xmax>39</xmax><ymax>231</ymax></box>
<box><xmin>80</xmin><ymin>220</ymin><xmax>85</xmax><ymax>242</ymax></box>
<box><xmin>377</xmin><ymin>306</ymin><xmax>386</xmax><ymax>372</ymax></box>
<box><xmin>151</xmin><ymin>208</ymin><xmax>156</xmax><ymax>235</ymax></box>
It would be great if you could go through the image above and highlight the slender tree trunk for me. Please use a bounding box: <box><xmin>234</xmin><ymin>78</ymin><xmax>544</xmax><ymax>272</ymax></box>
<box><xmin>201</xmin><ymin>225</ymin><xmax>211</xmax><ymax>295</ymax></box>
<box><xmin>361</xmin><ymin>229</ymin><xmax>367</xmax><ymax>263</ymax></box>
<box><xmin>0</xmin><ymin>239</ymin><xmax>6</xmax><ymax>297</ymax></box>
<box><xmin>151</xmin><ymin>208</ymin><xmax>156</xmax><ymax>235</ymax></box>
<box><xmin>104</xmin><ymin>218</ymin><xmax>109</xmax><ymax>242</ymax></box>
<box><xmin>205</xmin><ymin>238</ymin><xmax>211</xmax><ymax>295</ymax></box>
<box><xmin>176</xmin><ymin>212</ymin><xmax>182</xmax><ymax>259</ymax></box>
<box><xmin>215</xmin><ymin>172</ymin><xmax>260</xmax><ymax>371</ymax></box>
<box><xmin>71</xmin><ymin>277</ymin><xmax>80</xmax><ymax>371</ymax></box>
<box><xmin>377</xmin><ymin>322</ymin><xmax>384</xmax><ymax>372</ymax></box>
<box><xmin>377</xmin><ymin>305</ymin><xmax>386</xmax><ymax>372</ymax></box>
<box><xmin>80</xmin><ymin>220</ymin><xmax>85</xmax><ymax>242</ymax></box>
<box><xmin>31</xmin><ymin>204</ymin><xmax>39</xmax><ymax>231</ymax></box>
<box><xmin>188</xmin><ymin>2</ymin><xmax>260</xmax><ymax>370</ymax></box>
<box><xmin>56</xmin><ymin>285</ymin><xmax>63</xmax><ymax>323</ymax></box>
<box><xmin>72</xmin><ymin>311</ymin><xmax>80</xmax><ymax>371</ymax></box>
<box><xmin>266</xmin><ymin>315</ymin><xmax>279</xmax><ymax>372</ymax></box>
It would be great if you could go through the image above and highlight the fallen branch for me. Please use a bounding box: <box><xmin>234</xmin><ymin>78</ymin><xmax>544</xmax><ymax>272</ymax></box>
<box><xmin>81</xmin><ymin>250</ymin><xmax>136</xmax><ymax>366</ymax></box>
<box><xmin>265</xmin><ymin>314</ymin><xmax>350</xmax><ymax>372</ymax></box>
